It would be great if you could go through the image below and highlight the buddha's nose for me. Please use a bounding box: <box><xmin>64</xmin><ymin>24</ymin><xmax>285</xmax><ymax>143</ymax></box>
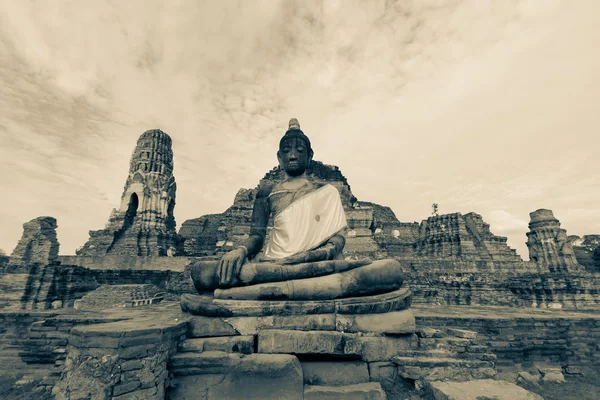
<box><xmin>288</xmin><ymin>151</ymin><xmax>298</xmax><ymax>160</ymax></box>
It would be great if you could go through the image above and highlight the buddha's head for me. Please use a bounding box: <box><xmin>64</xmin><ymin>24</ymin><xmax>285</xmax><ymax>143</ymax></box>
<box><xmin>278</xmin><ymin>118</ymin><xmax>313</xmax><ymax>177</ymax></box>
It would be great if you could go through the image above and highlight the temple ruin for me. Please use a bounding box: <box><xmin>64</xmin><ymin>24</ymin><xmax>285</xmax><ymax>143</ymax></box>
<box><xmin>0</xmin><ymin>128</ymin><xmax>599</xmax><ymax>399</ymax></box>
<box><xmin>77</xmin><ymin>129</ymin><xmax>178</xmax><ymax>257</ymax></box>
<box><xmin>9</xmin><ymin>216</ymin><xmax>60</xmax><ymax>265</ymax></box>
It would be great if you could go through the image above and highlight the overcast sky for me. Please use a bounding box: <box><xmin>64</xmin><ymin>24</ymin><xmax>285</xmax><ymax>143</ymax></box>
<box><xmin>1</xmin><ymin>0</ymin><xmax>599</xmax><ymax>258</ymax></box>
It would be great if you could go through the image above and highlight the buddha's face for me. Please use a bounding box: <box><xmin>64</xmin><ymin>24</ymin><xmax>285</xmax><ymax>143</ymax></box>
<box><xmin>278</xmin><ymin>137</ymin><xmax>311</xmax><ymax>177</ymax></box>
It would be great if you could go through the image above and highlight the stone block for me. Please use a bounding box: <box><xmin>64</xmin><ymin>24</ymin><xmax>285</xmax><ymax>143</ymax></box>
<box><xmin>120</xmin><ymin>359</ymin><xmax>143</xmax><ymax>372</ymax></box>
<box><xmin>427</xmin><ymin>379</ymin><xmax>543</xmax><ymax>400</ymax></box>
<box><xmin>446</xmin><ymin>328</ymin><xmax>478</xmax><ymax>339</ymax></box>
<box><xmin>541</xmin><ymin>371</ymin><xmax>565</xmax><ymax>383</ymax></box>
<box><xmin>394</xmin><ymin>356</ymin><xmax>495</xmax><ymax>381</ymax></box>
<box><xmin>338</xmin><ymin>310</ymin><xmax>416</xmax><ymax>335</ymax></box>
<box><xmin>359</xmin><ymin>335</ymin><xmax>414</xmax><ymax>362</ymax></box>
<box><xmin>564</xmin><ymin>365</ymin><xmax>583</xmax><ymax>375</ymax></box>
<box><xmin>224</xmin><ymin>314</ymin><xmax>335</xmax><ymax>335</ymax></box>
<box><xmin>301</xmin><ymin>361</ymin><xmax>370</xmax><ymax>386</ymax></box>
<box><xmin>168</xmin><ymin>353</ymin><xmax>303</xmax><ymax>399</ymax></box>
<box><xmin>119</xmin><ymin>344</ymin><xmax>156</xmax><ymax>359</ymax></box>
<box><xmin>113</xmin><ymin>380</ymin><xmax>141</xmax><ymax>396</ymax></box>
<box><xmin>179</xmin><ymin>336</ymin><xmax>254</xmax><ymax>354</ymax></box>
<box><xmin>187</xmin><ymin>316</ymin><xmax>239</xmax><ymax>337</ymax></box>
<box><xmin>258</xmin><ymin>330</ymin><xmax>362</xmax><ymax>356</ymax></box>
<box><xmin>416</xmin><ymin>328</ymin><xmax>444</xmax><ymax>338</ymax></box>
<box><xmin>113</xmin><ymin>386</ymin><xmax>159</xmax><ymax>400</ymax></box>
<box><xmin>516</xmin><ymin>371</ymin><xmax>541</xmax><ymax>391</ymax></box>
<box><xmin>368</xmin><ymin>361</ymin><xmax>398</xmax><ymax>384</ymax></box>
<box><xmin>119</xmin><ymin>333</ymin><xmax>162</xmax><ymax>348</ymax></box>
<box><xmin>304</xmin><ymin>382</ymin><xmax>386</xmax><ymax>400</ymax></box>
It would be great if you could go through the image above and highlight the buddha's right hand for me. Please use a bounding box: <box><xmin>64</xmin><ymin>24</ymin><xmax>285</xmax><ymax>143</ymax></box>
<box><xmin>217</xmin><ymin>247</ymin><xmax>247</xmax><ymax>286</ymax></box>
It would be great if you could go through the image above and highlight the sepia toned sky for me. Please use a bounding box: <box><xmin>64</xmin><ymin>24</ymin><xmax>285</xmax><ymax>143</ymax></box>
<box><xmin>0</xmin><ymin>0</ymin><xmax>599</xmax><ymax>258</ymax></box>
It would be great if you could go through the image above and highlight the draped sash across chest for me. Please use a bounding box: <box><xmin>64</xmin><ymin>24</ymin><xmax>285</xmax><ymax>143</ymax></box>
<box><xmin>263</xmin><ymin>183</ymin><xmax>348</xmax><ymax>260</ymax></box>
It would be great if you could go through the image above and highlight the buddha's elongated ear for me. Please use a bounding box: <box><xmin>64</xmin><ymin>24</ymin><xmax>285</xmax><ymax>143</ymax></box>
<box><xmin>277</xmin><ymin>150</ymin><xmax>283</xmax><ymax>170</ymax></box>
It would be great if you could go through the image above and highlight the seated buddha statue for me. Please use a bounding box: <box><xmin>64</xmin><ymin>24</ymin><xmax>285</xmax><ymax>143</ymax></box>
<box><xmin>182</xmin><ymin>119</ymin><xmax>405</xmax><ymax>314</ymax></box>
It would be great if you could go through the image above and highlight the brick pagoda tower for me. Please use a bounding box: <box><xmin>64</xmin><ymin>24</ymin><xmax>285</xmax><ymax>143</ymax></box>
<box><xmin>78</xmin><ymin>129</ymin><xmax>178</xmax><ymax>257</ymax></box>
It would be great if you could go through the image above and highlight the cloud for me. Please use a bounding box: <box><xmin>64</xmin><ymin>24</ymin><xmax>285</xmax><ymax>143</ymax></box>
<box><xmin>0</xmin><ymin>0</ymin><xmax>598</xmax><ymax>256</ymax></box>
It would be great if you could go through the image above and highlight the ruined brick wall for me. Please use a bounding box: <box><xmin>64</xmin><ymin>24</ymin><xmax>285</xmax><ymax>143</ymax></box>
<box><xmin>416</xmin><ymin>314</ymin><xmax>600</xmax><ymax>371</ymax></box>
<box><xmin>0</xmin><ymin>261</ymin><xmax>193</xmax><ymax>311</ymax></box>
<box><xmin>406</xmin><ymin>266</ymin><xmax>600</xmax><ymax>310</ymax></box>
<box><xmin>10</xmin><ymin>216</ymin><xmax>59</xmax><ymax>265</ymax></box>
<box><xmin>0</xmin><ymin>311</ymin><xmax>59</xmax><ymax>391</ymax></box>
<box><xmin>0</xmin><ymin>264</ymin><xmax>99</xmax><ymax>311</ymax></box>
<box><xmin>54</xmin><ymin>318</ymin><xmax>187</xmax><ymax>399</ymax></box>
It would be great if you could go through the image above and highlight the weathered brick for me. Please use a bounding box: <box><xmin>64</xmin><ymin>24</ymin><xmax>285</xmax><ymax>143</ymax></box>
<box><xmin>113</xmin><ymin>380</ymin><xmax>141</xmax><ymax>396</ymax></box>
<box><xmin>120</xmin><ymin>359</ymin><xmax>143</xmax><ymax>372</ymax></box>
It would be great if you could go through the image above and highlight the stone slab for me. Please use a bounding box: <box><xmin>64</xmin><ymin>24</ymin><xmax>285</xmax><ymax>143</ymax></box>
<box><xmin>446</xmin><ymin>329</ymin><xmax>478</xmax><ymax>339</ymax></box>
<box><xmin>224</xmin><ymin>314</ymin><xmax>336</xmax><ymax>335</ymax></box>
<box><xmin>187</xmin><ymin>315</ymin><xmax>239</xmax><ymax>337</ymax></box>
<box><xmin>179</xmin><ymin>336</ymin><xmax>254</xmax><ymax>354</ymax></box>
<box><xmin>336</xmin><ymin>310</ymin><xmax>415</xmax><ymax>334</ymax></box>
<box><xmin>359</xmin><ymin>335</ymin><xmax>415</xmax><ymax>362</ymax></box>
<box><xmin>258</xmin><ymin>330</ymin><xmax>362</xmax><ymax>356</ymax></box>
<box><xmin>304</xmin><ymin>382</ymin><xmax>386</xmax><ymax>400</ymax></box>
<box><xmin>427</xmin><ymin>379</ymin><xmax>543</xmax><ymax>400</ymax></box>
<box><xmin>301</xmin><ymin>361</ymin><xmax>370</xmax><ymax>386</ymax></box>
<box><xmin>368</xmin><ymin>361</ymin><xmax>398</xmax><ymax>385</ymax></box>
<box><xmin>168</xmin><ymin>353</ymin><xmax>303</xmax><ymax>400</ymax></box>
<box><xmin>394</xmin><ymin>356</ymin><xmax>496</xmax><ymax>381</ymax></box>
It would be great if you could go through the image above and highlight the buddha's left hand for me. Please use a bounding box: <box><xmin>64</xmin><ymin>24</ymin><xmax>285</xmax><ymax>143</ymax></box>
<box><xmin>277</xmin><ymin>243</ymin><xmax>337</xmax><ymax>265</ymax></box>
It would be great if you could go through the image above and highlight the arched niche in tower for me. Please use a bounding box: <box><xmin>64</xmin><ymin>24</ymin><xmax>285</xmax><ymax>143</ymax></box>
<box><xmin>132</xmin><ymin>172</ymin><xmax>144</xmax><ymax>183</ymax></box>
<box><xmin>124</xmin><ymin>193</ymin><xmax>139</xmax><ymax>229</ymax></box>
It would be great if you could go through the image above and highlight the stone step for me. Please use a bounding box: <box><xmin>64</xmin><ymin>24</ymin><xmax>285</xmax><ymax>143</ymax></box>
<box><xmin>446</xmin><ymin>328</ymin><xmax>478</xmax><ymax>339</ymax></box>
<box><xmin>178</xmin><ymin>336</ymin><xmax>254</xmax><ymax>354</ymax></box>
<box><xmin>167</xmin><ymin>353</ymin><xmax>303</xmax><ymax>399</ymax></box>
<box><xmin>397</xmin><ymin>349</ymin><xmax>496</xmax><ymax>362</ymax></box>
<box><xmin>393</xmin><ymin>355</ymin><xmax>496</xmax><ymax>382</ymax></box>
<box><xmin>393</xmin><ymin>356</ymin><xmax>493</xmax><ymax>369</ymax></box>
<box><xmin>301</xmin><ymin>361</ymin><xmax>370</xmax><ymax>386</ymax></box>
<box><xmin>169</xmin><ymin>351</ymin><xmax>245</xmax><ymax>376</ymax></box>
<box><xmin>303</xmin><ymin>382</ymin><xmax>386</xmax><ymax>400</ymax></box>
<box><xmin>426</xmin><ymin>379</ymin><xmax>543</xmax><ymax>400</ymax></box>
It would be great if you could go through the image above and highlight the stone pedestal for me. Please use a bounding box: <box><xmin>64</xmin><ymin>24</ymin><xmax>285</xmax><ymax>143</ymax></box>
<box><xmin>170</xmin><ymin>284</ymin><xmax>416</xmax><ymax>399</ymax></box>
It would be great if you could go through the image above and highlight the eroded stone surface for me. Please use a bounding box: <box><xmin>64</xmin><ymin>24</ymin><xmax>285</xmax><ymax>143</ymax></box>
<box><xmin>224</xmin><ymin>314</ymin><xmax>336</xmax><ymax>335</ymax></box>
<box><xmin>336</xmin><ymin>310</ymin><xmax>415</xmax><ymax>334</ymax></box>
<box><xmin>303</xmin><ymin>382</ymin><xmax>386</xmax><ymax>400</ymax></box>
<box><xmin>179</xmin><ymin>336</ymin><xmax>254</xmax><ymax>354</ymax></box>
<box><xmin>187</xmin><ymin>315</ymin><xmax>239</xmax><ymax>337</ymax></box>
<box><xmin>301</xmin><ymin>361</ymin><xmax>370</xmax><ymax>386</ymax></box>
<box><xmin>168</xmin><ymin>353</ymin><xmax>303</xmax><ymax>400</ymax></box>
<box><xmin>360</xmin><ymin>335</ymin><xmax>415</xmax><ymax>362</ymax></box>
<box><xmin>258</xmin><ymin>329</ymin><xmax>362</xmax><ymax>356</ymax></box>
<box><xmin>527</xmin><ymin>209</ymin><xmax>582</xmax><ymax>273</ymax></box>
<box><xmin>427</xmin><ymin>379</ymin><xmax>543</xmax><ymax>400</ymax></box>
<box><xmin>10</xmin><ymin>217</ymin><xmax>59</xmax><ymax>265</ymax></box>
<box><xmin>181</xmin><ymin>285</ymin><xmax>411</xmax><ymax>317</ymax></box>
